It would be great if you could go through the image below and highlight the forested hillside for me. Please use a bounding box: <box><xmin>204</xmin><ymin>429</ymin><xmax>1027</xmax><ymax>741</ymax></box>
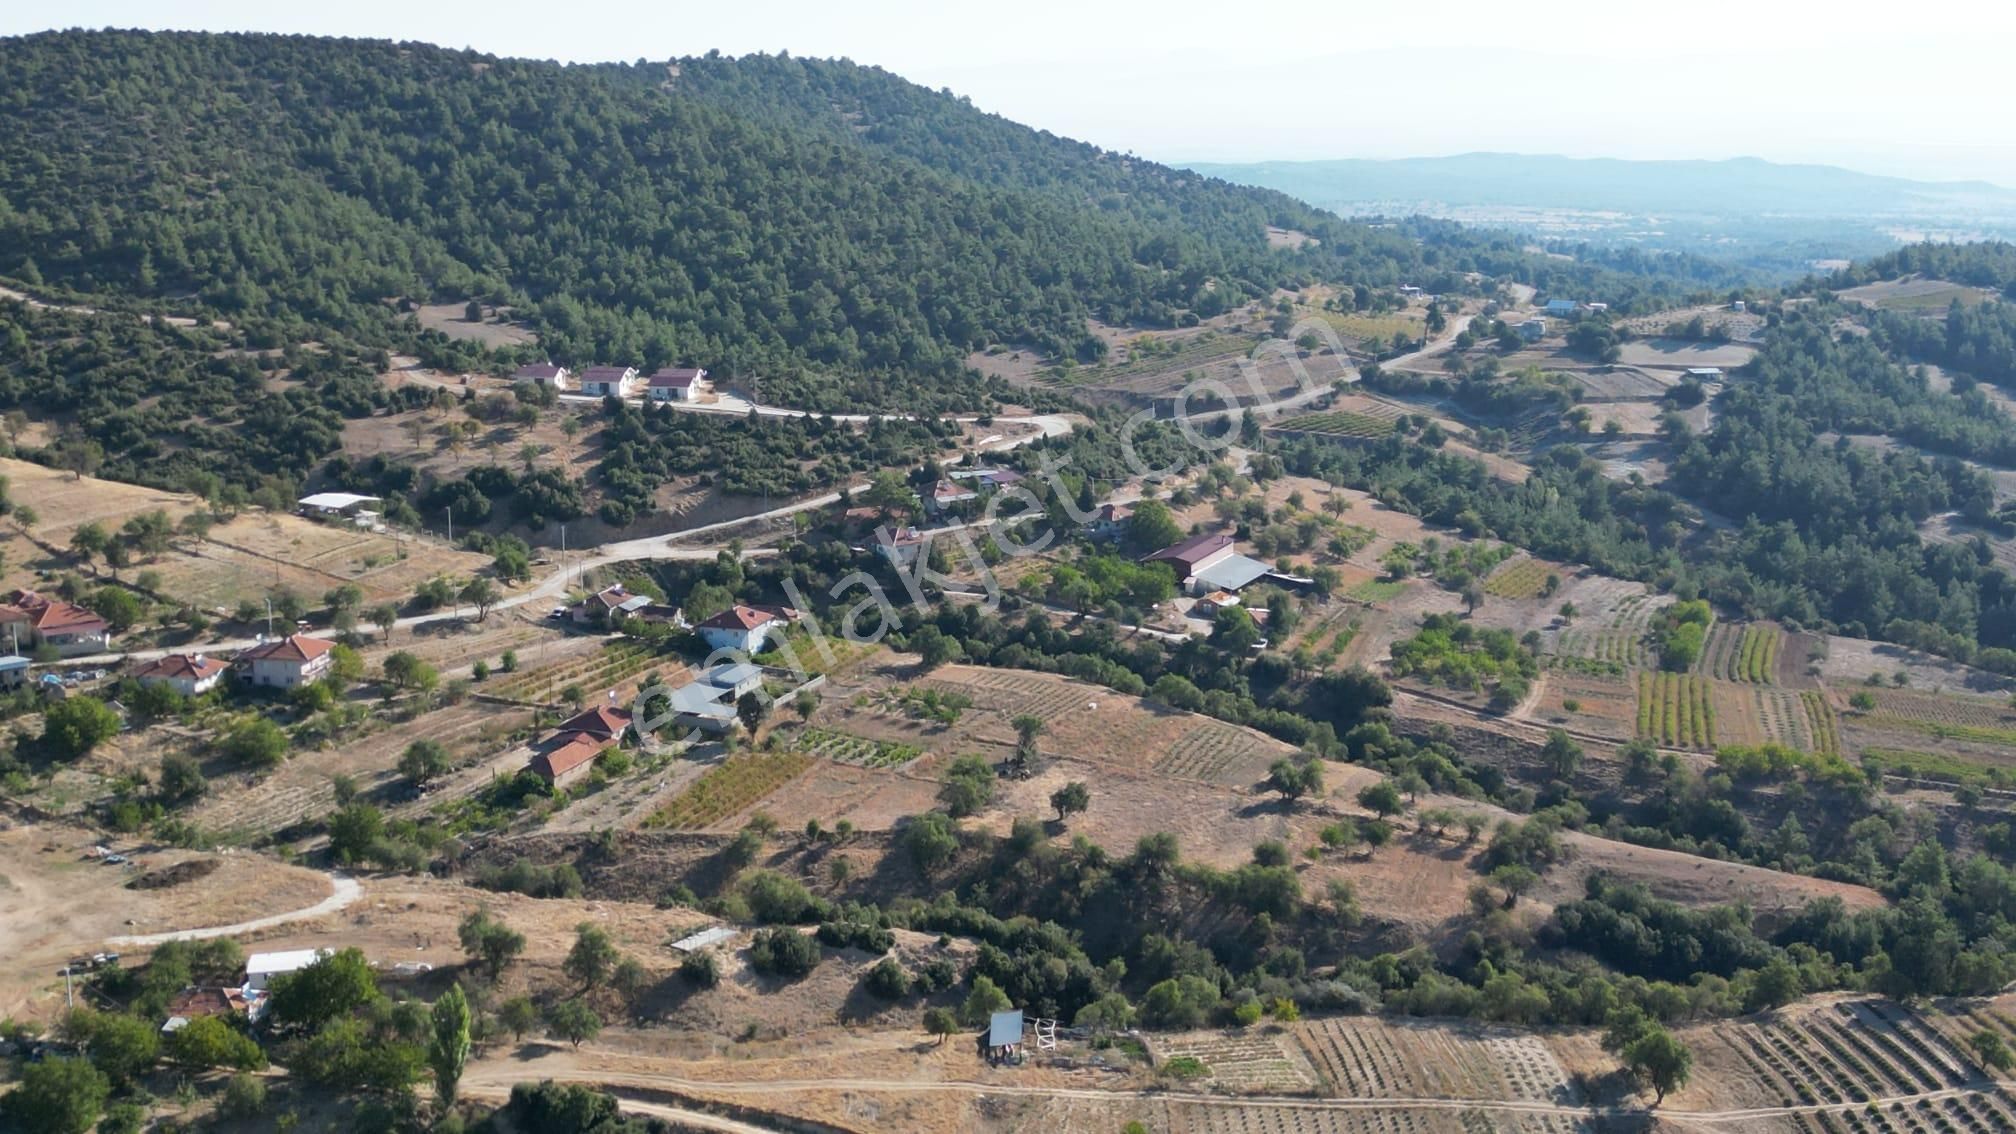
<box><xmin>0</xmin><ymin>31</ymin><xmax>1693</xmax><ymax>414</ymax></box>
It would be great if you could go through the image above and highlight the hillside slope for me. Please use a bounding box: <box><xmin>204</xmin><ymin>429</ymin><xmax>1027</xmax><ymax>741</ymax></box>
<box><xmin>0</xmin><ymin>31</ymin><xmax>1691</xmax><ymax>412</ymax></box>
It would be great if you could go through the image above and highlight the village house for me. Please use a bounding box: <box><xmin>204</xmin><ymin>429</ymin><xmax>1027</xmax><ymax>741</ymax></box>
<box><xmin>576</xmin><ymin>365</ymin><xmax>639</xmax><ymax>398</ymax></box>
<box><xmin>1544</xmin><ymin>298</ymin><xmax>1580</xmax><ymax>318</ymax></box>
<box><xmin>529</xmin><ymin>731</ymin><xmax>615</xmax><ymax>790</ymax></box>
<box><xmin>695</xmin><ymin>604</ymin><xmax>790</xmax><ymax>654</ymax></box>
<box><xmin>0</xmin><ymin>655</ymin><xmax>27</xmax><ymax>688</ymax></box>
<box><xmin>131</xmin><ymin>653</ymin><xmax>229</xmax><ymax>696</ymax></box>
<box><xmin>0</xmin><ymin>591</ymin><xmax>113</xmax><ymax>657</ymax></box>
<box><xmin>512</xmin><ymin>361</ymin><xmax>572</xmax><ymax>390</ymax></box>
<box><xmin>527</xmin><ymin>703</ymin><xmax>633</xmax><ymax>788</ymax></box>
<box><xmin>873</xmin><ymin>526</ymin><xmax>929</xmax><ymax>568</ymax></box>
<box><xmin>645</xmin><ymin>367</ymin><xmax>711</xmax><ymax>402</ymax></box>
<box><xmin>161</xmin><ymin>986</ymin><xmax>257</xmax><ymax>1034</ymax></box>
<box><xmin>1517</xmin><ymin>318</ymin><xmax>1547</xmax><ymax>342</ymax></box>
<box><xmin>928</xmin><ymin>480</ymin><xmax>980</xmax><ymax>515</ymax></box>
<box><xmin>238</xmin><ymin>633</ymin><xmax>336</xmax><ymax>689</ymax></box>
<box><xmin>571</xmin><ymin>583</ymin><xmax>654</xmax><ymax>625</ymax></box>
<box><xmin>1090</xmin><ymin>501</ymin><xmax>1133</xmax><ymax>540</ymax></box>
<box><xmin>947</xmin><ymin>466</ymin><xmax>1023</xmax><ymax>488</ymax></box>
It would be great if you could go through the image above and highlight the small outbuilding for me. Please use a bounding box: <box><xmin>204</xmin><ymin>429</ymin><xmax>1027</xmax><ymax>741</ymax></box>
<box><xmin>986</xmin><ymin>1009</ymin><xmax>1025</xmax><ymax>1064</ymax></box>
<box><xmin>245</xmin><ymin>949</ymin><xmax>330</xmax><ymax>991</ymax></box>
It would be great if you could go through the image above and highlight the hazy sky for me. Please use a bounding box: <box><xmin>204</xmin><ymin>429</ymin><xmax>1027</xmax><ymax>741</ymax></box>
<box><xmin>10</xmin><ymin>0</ymin><xmax>2016</xmax><ymax>185</ymax></box>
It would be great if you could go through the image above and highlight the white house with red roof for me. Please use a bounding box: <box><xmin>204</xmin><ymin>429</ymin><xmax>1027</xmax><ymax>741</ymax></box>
<box><xmin>695</xmin><ymin>604</ymin><xmax>786</xmax><ymax>654</ymax></box>
<box><xmin>645</xmin><ymin>367</ymin><xmax>710</xmax><ymax>402</ymax></box>
<box><xmin>512</xmin><ymin>362</ymin><xmax>571</xmax><ymax>390</ymax></box>
<box><xmin>0</xmin><ymin>591</ymin><xmax>112</xmax><ymax>657</ymax></box>
<box><xmin>576</xmin><ymin>366</ymin><xmax>639</xmax><ymax>398</ymax></box>
<box><xmin>238</xmin><ymin>634</ymin><xmax>336</xmax><ymax>689</ymax></box>
<box><xmin>131</xmin><ymin>653</ymin><xmax>230</xmax><ymax>696</ymax></box>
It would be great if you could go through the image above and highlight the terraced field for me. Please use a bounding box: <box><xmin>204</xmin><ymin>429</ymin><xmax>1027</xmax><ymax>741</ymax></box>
<box><xmin>917</xmin><ymin>668</ymin><xmax>1099</xmax><ymax>723</ymax></box>
<box><xmin>797</xmin><ymin>726</ymin><xmax>921</xmax><ymax>769</ymax></box>
<box><xmin>1713</xmin><ymin>684</ymin><xmax>1814</xmax><ymax>749</ymax></box>
<box><xmin>1706</xmin><ymin>999</ymin><xmax>2013</xmax><ymax>1134</ymax></box>
<box><xmin>1637</xmin><ymin>671</ymin><xmax>1717</xmax><ymax>749</ymax></box>
<box><xmin>1294</xmin><ymin>1018</ymin><xmax>1579</xmax><ymax>1106</ymax></box>
<box><xmin>1862</xmin><ymin>689</ymin><xmax>2016</xmax><ymax>746</ymax></box>
<box><xmin>642</xmin><ymin>750</ymin><xmax>815</xmax><ymax>830</ymax></box>
<box><xmin>1154</xmin><ymin>1031</ymin><xmax>1315</xmax><ymax>1093</ymax></box>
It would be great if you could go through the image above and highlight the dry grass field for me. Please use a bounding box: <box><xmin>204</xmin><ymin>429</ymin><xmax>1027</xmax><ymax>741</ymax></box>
<box><xmin>0</xmin><ymin>456</ymin><xmax>491</xmax><ymax>613</ymax></box>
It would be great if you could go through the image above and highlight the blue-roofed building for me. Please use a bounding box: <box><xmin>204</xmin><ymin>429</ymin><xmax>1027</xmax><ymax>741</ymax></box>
<box><xmin>987</xmin><ymin>1009</ymin><xmax>1024</xmax><ymax>1062</ymax></box>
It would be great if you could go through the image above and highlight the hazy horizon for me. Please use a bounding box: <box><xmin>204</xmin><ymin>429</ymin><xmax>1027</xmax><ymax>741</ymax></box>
<box><xmin>8</xmin><ymin>0</ymin><xmax>2016</xmax><ymax>186</ymax></box>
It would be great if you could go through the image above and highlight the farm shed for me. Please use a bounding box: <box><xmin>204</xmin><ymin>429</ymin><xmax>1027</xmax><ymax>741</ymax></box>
<box><xmin>987</xmin><ymin>1009</ymin><xmax>1025</xmax><ymax>1063</ymax></box>
<box><xmin>669</xmin><ymin>926</ymin><xmax>738</xmax><ymax>953</ymax></box>
<box><xmin>246</xmin><ymin>948</ymin><xmax>330</xmax><ymax>990</ymax></box>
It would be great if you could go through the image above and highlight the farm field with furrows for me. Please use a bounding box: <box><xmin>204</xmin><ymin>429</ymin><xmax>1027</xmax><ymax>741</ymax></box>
<box><xmin>1858</xmin><ymin>688</ymin><xmax>2016</xmax><ymax>744</ymax></box>
<box><xmin>1710</xmin><ymin>684</ymin><xmax>1813</xmax><ymax>749</ymax></box>
<box><xmin>1804</xmin><ymin>690</ymin><xmax>1843</xmax><ymax>755</ymax></box>
<box><xmin>1481</xmin><ymin>555</ymin><xmax>1555</xmax><ymax>600</ymax></box>
<box><xmin>1550</xmin><ymin>590</ymin><xmax>1666</xmax><ymax>669</ymax></box>
<box><xmin>187</xmin><ymin>701</ymin><xmax>531</xmax><ymax>841</ymax></box>
<box><xmin>1270</xmin><ymin>410</ymin><xmax>1399</xmax><ymax>441</ymax></box>
<box><xmin>796</xmin><ymin>726</ymin><xmax>922</xmax><ymax>769</ymax></box>
<box><xmin>1153</xmin><ymin>1104</ymin><xmax>1587</xmax><ymax>1134</ymax></box>
<box><xmin>1293</xmin><ymin>1018</ymin><xmax>1579</xmax><ymax>1106</ymax></box>
<box><xmin>1698</xmin><ymin>622</ymin><xmax>1785</xmax><ymax>683</ymax></box>
<box><xmin>1532</xmin><ymin>670</ymin><xmax>1638</xmax><ymax>739</ymax></box>
<box><xmin>1152</xmin><ymin>719</ymin><xmax>1292</xmax><ymax>784</ymax></box>
<box><xmin>1074</xmin><ymin>329</ymin><xmax>1256</xmax><ymax>382</ymax></box>
<box><xmin>484</xmin><ymin>639</ymin><xmax>674</xmax><ymax>706</ymax></box>
<box><xmin>1152</xmin><ymin>1031</ymin><xmax>1317</xmax><ymax>1093</ymax></box>
<box><xmin>1636</xmin><ymin>671</ymin><xmax>1717</xmax><ymax>749</ymax></box>
<box><xmin>1678</xmin><ymin>998</ymin><xmax>2014</xmax><ymax>1132</ymax></box>
<box><xmin>641</xmin><ymin>750</ymin><xmax>816</xmax><ymax>830</ymax></box>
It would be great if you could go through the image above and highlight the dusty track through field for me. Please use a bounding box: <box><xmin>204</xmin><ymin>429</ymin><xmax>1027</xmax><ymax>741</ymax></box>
<box><xmin>459</xmin><ymin>1050</ymin><xmax>2016</xmax><ymax>1131</ymax></box>
<box><xmin>104</xmin><ymin>873</ymin><xmax>361</xmax><ymax>946</ymax></box>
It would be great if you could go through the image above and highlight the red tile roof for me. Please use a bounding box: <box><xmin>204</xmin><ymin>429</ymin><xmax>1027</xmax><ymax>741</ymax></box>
<box><xmin>695</xmin><ymin>604</ymin><xmax>780</xmax><ymax>633</ymax></box>
<box><xmin>531</xmin><ymin>732</ymin><xmax>613</xmax><ymax>782</ymax></box>
<box><xmin>132</xmin><ymin>654</ymin><xmax>229</xmax><ymax>682</ymax></box>
<box><xmin>555</xmin><ymin>704</ymin><xmax>632</xmax><ymax>740</ymax></box>
<box><xmin>239</xmin><ymin>634</ymin><xmax>335</xmax><ymax>664</ymax></box>
<box><xmin>1</xmin><ymin>591</ymin><xmax>109</xmax><ymax>635</ymax></box>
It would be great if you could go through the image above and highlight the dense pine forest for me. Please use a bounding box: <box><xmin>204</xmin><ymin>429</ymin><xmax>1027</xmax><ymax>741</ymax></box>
<box><xmin>0</xmin><ymin>31</ymin><xmax>1688</xmax><ymax>411</ymax></box>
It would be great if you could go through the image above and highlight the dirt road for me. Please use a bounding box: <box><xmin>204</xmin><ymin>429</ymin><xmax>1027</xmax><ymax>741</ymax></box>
<box><xmin>463</xmin><ymin>1045</ymin><xmax>2015</xmax><ymax>1130</ymax></box>
<box><xmin>103</xmin><ymin>873</ymin><xmax>361</xmax><ymax>947</ymax></box>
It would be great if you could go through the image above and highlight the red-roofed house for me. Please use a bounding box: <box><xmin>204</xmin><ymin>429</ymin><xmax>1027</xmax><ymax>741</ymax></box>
<box><xmin>646</xmin><ymin>367</ymin><xmax>711</xmax><ymax>402</ymax></box>
<box><xmin>512</xmin><ymin>362</ymin><xmax>571</xmax><ymax>390</ymax></box>
<box><xmin>554</xmin><ymin>703</ymin><xmax>633</xmax><ymax>741</ymax></box>
<box><xmin>874</xmin><ymin>526</ymin><xmax>929</xmax><ymax>568</ymax></box>
<box><xmin>238</xmin><ymin>634</ymin><xmax>337</xmax><ymax>689</ymax></box>
<box><xmin>131</xmin><ymin>653</ymin><xmax>230</xmax><ymax>696</ymax></box>
<box><xmin>576</xmin><ymin>366</ymin><xmax>639</xmax><ymax>398</ymax></box>
<box><xmin>0</xmin><ymin>591</ymin><xmax>112</xmax><ymax>657</ymax></box>
<box><xmin>1092</xmin><ymin>502</ymin><xmax>1134</xmax><ymax>540</ymax></box>
<box><xmin>695</xmin><ymin>605</ymin><xmax>785</xmax><ymax>654</ymax></box>
<box><xmin>928</xmin><ymin>480</ymin><xmax>979</xmax><ymax>514</ymax></box>
<box><xmin>529</xmin><ymin>731</ymin><xmax>616</xmax><ymax>789</ymax></box>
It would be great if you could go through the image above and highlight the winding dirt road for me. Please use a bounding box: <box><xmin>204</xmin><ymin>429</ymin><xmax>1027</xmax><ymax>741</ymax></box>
<box><xmin>103</xmin><ymin>872</ymin><xmax>363</xmax><ymax>947</ymax></box>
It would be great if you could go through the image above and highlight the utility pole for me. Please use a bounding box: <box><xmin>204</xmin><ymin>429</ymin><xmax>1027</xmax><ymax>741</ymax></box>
<box><xmin>264</xmin><ymin>597</ymin><xmax>274</xmax><ymax>641</ymax></box>
<box><xmin>446</xmin><ymin>505</ymin><xmax>453</xmax><ymax>546</ymax></box>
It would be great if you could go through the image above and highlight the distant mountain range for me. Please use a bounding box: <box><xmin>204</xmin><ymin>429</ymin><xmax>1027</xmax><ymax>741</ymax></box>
<box><xmin>1182</xmin><ymin>154</ymin><xmax>2016</xmax><ymax>271</ymax></box>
